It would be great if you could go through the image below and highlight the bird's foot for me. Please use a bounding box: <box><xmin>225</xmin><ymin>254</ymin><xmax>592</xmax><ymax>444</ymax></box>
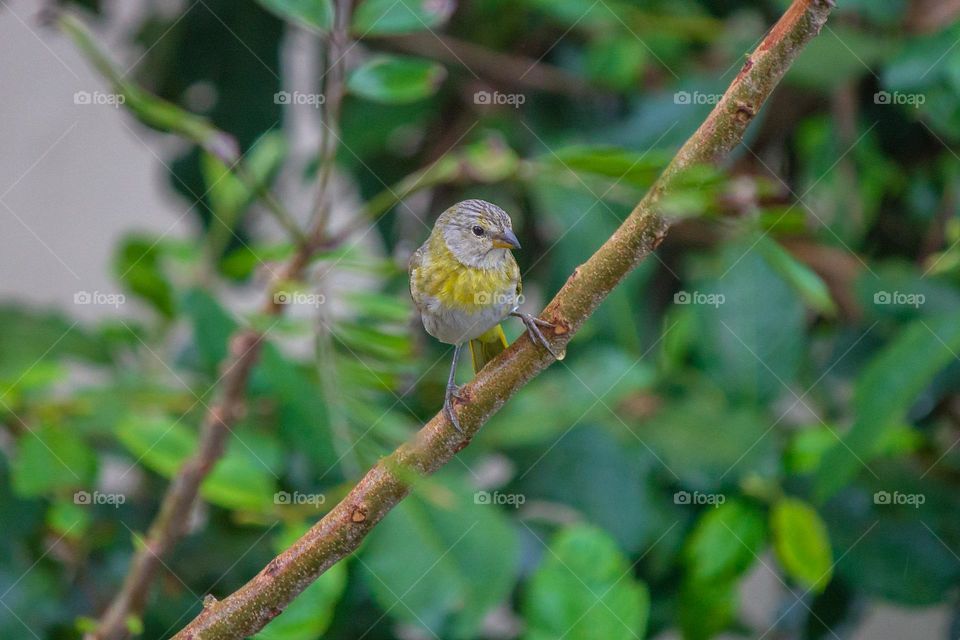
<box><xmin>444</xmin><ymin>383</ymin><xmax>464</xmax><ymax>434</ymax></box>
<box><xmin>511</xmin><ymin>312</ymin><xmax>559</xmax><ymax>359</ymax></box>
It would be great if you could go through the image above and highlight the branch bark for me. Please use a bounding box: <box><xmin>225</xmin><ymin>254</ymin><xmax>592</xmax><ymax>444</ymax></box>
<box><xmin>172</xmin><ymin>1</ymin><xmax>834</xmax><ymax>638</ymax></box>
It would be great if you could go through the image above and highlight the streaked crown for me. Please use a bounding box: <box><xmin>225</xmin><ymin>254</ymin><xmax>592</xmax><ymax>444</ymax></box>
<box><xmin>435</xmin><ymin>199</ymin><xmax>521</xmax><ymax>269</ymax></box>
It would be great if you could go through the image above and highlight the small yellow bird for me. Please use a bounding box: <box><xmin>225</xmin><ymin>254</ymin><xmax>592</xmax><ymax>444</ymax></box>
<box><xmin>409</xmin><ymin>199</ymin><xmax>557</xmax><ymax>432</ymax></box>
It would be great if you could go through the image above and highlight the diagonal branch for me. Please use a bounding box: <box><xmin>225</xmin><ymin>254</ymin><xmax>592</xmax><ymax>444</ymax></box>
<box><xmin>172</xmin><ymin>1</ymin><xmax>834</xmax><ymax>638</ymax></box>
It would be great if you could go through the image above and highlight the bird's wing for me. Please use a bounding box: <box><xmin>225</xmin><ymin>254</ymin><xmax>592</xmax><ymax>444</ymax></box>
<box><xmin>511</xmin><ymin>253</ymin><xmax>522</xmax><ymax>299</ymax></box>
<box><xmin>408</xmin><ymin>242</ymin><xmax>427</xmax><ymax>308</ymax></box>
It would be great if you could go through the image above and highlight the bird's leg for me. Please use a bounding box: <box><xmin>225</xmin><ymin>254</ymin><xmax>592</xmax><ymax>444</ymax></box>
<box><xmin>444</xmin><ymin>343</ymin><xmax>464</xmax><ymax>433</ymax></box>
<box><xmin>510</xmin><ymin>310</ymin><xmax>559</xmax><ymax>359</ymax></box>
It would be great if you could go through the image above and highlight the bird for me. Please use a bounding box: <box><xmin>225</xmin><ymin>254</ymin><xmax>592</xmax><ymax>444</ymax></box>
<box><xmin>409</xmin><ymin>199</ymin><xmax>557</xmax><ymax>433</ymax></box>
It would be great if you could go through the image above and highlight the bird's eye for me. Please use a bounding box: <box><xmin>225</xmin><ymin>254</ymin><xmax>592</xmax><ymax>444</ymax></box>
<box><xmin>472</xmin><ymin>226</ymin><xmax>485</xmax><ymax>237</ymax></box>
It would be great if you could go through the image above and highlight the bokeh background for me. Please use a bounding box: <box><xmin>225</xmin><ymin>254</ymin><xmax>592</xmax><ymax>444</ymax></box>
<box><xmin>3</xmin><ymin>0</ymin><xmax>960</xmax><ymax>638</ymax></box>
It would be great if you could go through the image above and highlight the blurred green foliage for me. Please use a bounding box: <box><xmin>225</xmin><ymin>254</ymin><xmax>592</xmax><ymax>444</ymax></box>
<box><xmin>4</xmin><ymin>0</ymin><xmax>960</xmax><ymax>638</ymax></box>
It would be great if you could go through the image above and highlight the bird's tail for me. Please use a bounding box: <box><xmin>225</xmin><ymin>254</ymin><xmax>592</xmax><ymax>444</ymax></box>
<box><xmin>469</xmin><ymin>324</ymin><xmax>508</xmax><ymax>374</ymax></box>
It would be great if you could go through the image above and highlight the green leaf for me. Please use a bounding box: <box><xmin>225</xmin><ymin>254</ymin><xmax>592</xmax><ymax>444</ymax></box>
<box><xmin>523</xmin><ymin>524</ymin><xmax>649</xmax><ymax>640</ymax></box>
<box><xmin>360</xmin><ymin>473</ymin><xmax>519</xmax><ymax>637</ymax></box>
<box><xmin>352</xmin><ymin>0</ymin><xmax>454</xmax><ymax>35</ymax></box>
<box><xmin>788</xmin><ymin>25</ymin><xmax>893</xmax><ymax>89</ymax></box>
<box><xmin>678</xmin><ymin>577</ymin><xmax>736</xmax><ymax>640</ymax></box>
<box><xmin>256</xmin><ymin>0</ymin><xmax>333</xmax><ymax>31</ymax></box>
<box><xmin>641</xmin><ymin>386</ymin><xmax>777</xmax><ymax>488</ymax></box>
<box><xmin>0</xmin><ymin>306</ymin><xmax>109</xmax><ymax>376</ymax></box>
<box><xmin>771</xmin><ymin>497</ymin><xmax>833</xmax><ymax>592</ymax></box>
<box><xmin>113</xmin><ymin>235</ymin><xmax>176</xmax><ymax>318</ymax></box>
<box><xmin>516</xmin><ymin>426</ymin><xmax>661</xmax><ymax>554</ymax></box>
<box><xmin>203</xmin><ymin>451</ymin><xmax>278</xmax><ymax>512</ymax></box>
<box><xmin>482</xmin><ymin>349</ymin><xmax>655</xmax><ymax>447</ymax></box>
<box><xmin>785</xmin><ymin>427</ymin><xmax>838</xmax><ymax>474</ymax></box>
<box><xmin>684</xmin><ymin>500</ymin><xmax>766</xmax><ymax>585</ymax></box>
<box><xmin>116</xmin><ymin>415</ymin><xmax>276</xmax><ymax>512</ymax></box>
<box><xmin>461</xmin><ymin>136</ymin><xmax>521</xmax><ymax>182</ymax></box>
<box><xmin>115</xmin><ymin>414</ymin><xmax>193</xmax><ymax>478</ymax></box>
<box><xmin>585</xmin><ymin>36</ymin><xmax>647</xmax><ymax>91</ymax></box>
<box><xmin>544</xmin><ymin>145</ymin><xmax>670</xmax><ymax>190</ymax></box>
<box><xmin>202</xmin><ymin>133</ymin><xmax>287</xmax><ymax>262</ymax></box>
<box><xmin>347</xmin><ymin>55</ymin><xmax>446</xmax><ymax>104</ymax></box>
<box><xmin>46</xmin><ymin>499</ymin><xmax>92</xmax><ymax>539</ymax></box>
<box><xmin>755</xmin><ymin>235</ymin><xmax>837</xmax><ymax>316</ymax></box>
<box><xmin>182</xmin><ymin>288</ymin><xmax>237</xmax><ymax>375</ymax></box>
<box><xmin>0</xmin><ymin>361</ymin><xmax>64</xmax><ymax>408</ymax></box>
<box><xmin>201</xmin><ymin>153</ymin><xmax>247</xmax><ymax>223</ymax></box>
<box><xmin>253</xmin><ymin>345</ymin><xmax>338</xmax><ymax>470</ymax></box>
<box><xmin>12</xmin><ymin>425</ymin><xmax>96</xmax><ymax>497</ymax></box>
<box><xmin>816</xmin><ymin>311</ymin><xmax>960</xmax><ymax>499</ymax></box>
<box><xmin>688</xmin><ymin>237</ymin><xmax>807</xmax><ymax>401</ymax></box>
<box><xmin>203</xmin><ymin>132</ymin><xmax>286</xmax><ymax>220</ymax></box>
<box><xmin>823</xmin><ymin>465</ymin><xmax>960</xmax><ymax>605</ymax></box>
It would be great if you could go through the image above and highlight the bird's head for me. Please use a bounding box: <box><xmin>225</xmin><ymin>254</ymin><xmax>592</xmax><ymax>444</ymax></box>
<box><xmin>436</xmin><ymin>199</ymin><xmax>520</xmax><ymax>268</ymax></box>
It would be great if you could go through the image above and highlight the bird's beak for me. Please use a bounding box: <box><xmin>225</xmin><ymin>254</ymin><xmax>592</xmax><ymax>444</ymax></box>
<box><xmin>491</xmin><ymin>228</ymin><xmax>521</xmax><ymax>250</ymax></box>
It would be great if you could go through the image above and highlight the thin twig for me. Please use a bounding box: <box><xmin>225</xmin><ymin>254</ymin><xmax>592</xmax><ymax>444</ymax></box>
<box><xmin>172</xmin><ymin>2</ymin><xmax>835</xmax><ymax>638</ymax></box>
<box><xmin>376</xmin><ymin>32</ymin><xmax>595</xmax><ymax>96</ymax></box>
<box><xmin>232</xmin><ymin>162</ymin><xmax>307</xmax><ymax>243</ymax></box>
<box><xmin>80</xmin><ymin>3</ymin><xmax>355</xmax><ymax>637</ymax></box>
<box><xmin>57</xmin><ymin>12</ymin><xmax>305</xmax><ymax>246</ymax></box>
<box><xmin>307</xmin><ymin>0</ymin><xmax>351</xmax><ymax>241</ymax></box>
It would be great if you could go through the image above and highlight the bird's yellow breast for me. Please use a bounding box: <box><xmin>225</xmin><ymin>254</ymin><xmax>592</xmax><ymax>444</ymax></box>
<box><xmin>411</xmin><ymin>233</ymin><xmax>519</xmax><ymax>311</ymax></box>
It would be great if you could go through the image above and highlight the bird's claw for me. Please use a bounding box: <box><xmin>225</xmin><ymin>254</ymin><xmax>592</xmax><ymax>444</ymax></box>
<box><xmin>444</xmin><ymin>384</ymin><xmax>464</xmax><ymax>433</ymax></box>
<box><xmin>512</xmin><ymin>312</ymin><xmax>559</xmax><ymax>359</ymax></box>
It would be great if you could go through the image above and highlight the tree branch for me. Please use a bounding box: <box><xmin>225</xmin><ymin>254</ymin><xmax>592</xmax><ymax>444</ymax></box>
<box><xmin>75</xmin><ymin>4</ymin><xmax>354</xmax><ymax>637</ymax></box>
<box><xmin>172</xmin><ymin>1</ymin><xmax>834</xmax><ymax>638</ymax></box>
